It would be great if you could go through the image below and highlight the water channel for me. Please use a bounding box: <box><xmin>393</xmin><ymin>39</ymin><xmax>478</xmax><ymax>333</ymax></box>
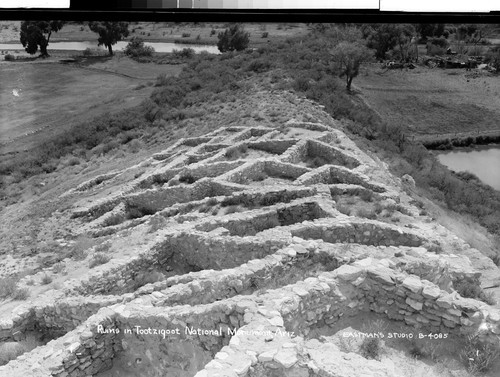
<box><xmin>0</xmin><ymin>41</ymin><xmax>220</xmax><ymax>54</ymax></box>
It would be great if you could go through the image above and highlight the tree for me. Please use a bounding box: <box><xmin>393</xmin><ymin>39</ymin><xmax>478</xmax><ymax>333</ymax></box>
<box><xmin>330</xmin><ymin>41</ymin><xmax>374</xmax><ymax>91</ymax></box>
<box><xmin>20</xmin><ymin>21</ymin><xmax>64</xmax><ymax>57</ymax></box>
<box><xmin>361</xmin><ymin>24</ymin><xmax>417</xmax><ymax>61</ymax></box>
<box><xmin>392</xmin><ymin>24</ymin><xmax>417</xmax><ymax>62</ymax></box>
<box><xmin>415</xmin><ymin>24</ymin><xmax>445</xmax><ymax>41</ymax></box>
<box><xmin>217</xmin><ymin>24</ymin><xmax>249</xmax><ymax>53</ymax></box>
<box><xmin>361</xmin><ymin>24</ymin><xmax>399</xmax><ymax>60</ymax></box>
<box><xmin>88</xmin><ymin>22</ymin><xmax>129</xmax><ymax>56</ymax></box>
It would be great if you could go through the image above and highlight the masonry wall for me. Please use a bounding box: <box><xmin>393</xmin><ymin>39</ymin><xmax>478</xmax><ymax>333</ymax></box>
<box><xmin>154</xmin><ymin>232</ymin><xmax>289</xmax><ymax>271</ymax></box>
<box><xmin>0</xmin><ymin>308</ymin><xmax>120</xmax><ymax>377</ymax></box>
<box><xmin>290</xmin><ymin>221</ymin><xmax>424</xmax><ymax>248</ymax></box>
<box><xmin>248</xmin><ymin>139</ymin><xmax>298</xmax><ymax>155</ymax></box>
<box><xmin>307</xmin><ymin>140</ymin><xmax>361</xmax><ymax>169</ymax></box>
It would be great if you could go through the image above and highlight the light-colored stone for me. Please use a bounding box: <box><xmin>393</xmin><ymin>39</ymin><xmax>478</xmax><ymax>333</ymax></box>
<box><xmin>274</xmin><ymin>349</ymin><xmax>298</xmax><ymax>368</ymax></box>
<box><xmin>402</xmin><ymin>276</ymin><xmax>423</xmax><ymax>293</ymax></box>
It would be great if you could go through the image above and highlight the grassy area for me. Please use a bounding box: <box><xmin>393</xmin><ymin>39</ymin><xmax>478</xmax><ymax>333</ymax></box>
<box><xmin>355</xmin><ymin>66</ymin><xmax>500</xmax><ymax>139</ymax></box>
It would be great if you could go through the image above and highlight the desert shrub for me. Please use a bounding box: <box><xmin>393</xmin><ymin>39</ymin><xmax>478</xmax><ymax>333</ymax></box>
<box><xmin>104</xmin><ymin>213</ymin><xmax>124</xmax><ymax>227</ymax></box>
<box><xmin>5</xmin><ymin>54</ymin><xmax>15</xmax><ymax>61</ymax></box>
<box><xmin>206</xmin><ymin>197</ymin><xmax>218</xmax><ymax>206</ymax></box>
<box><xmin>67</xmin><ymin>236</ymin><xmax>97</xmax><ymax>261</ymax></box>
<box><xmin>128</xmin><ymin>139</ymin><xmax>143</xmax><ymax>153</ymax></box>
<box><xmin>40</xmin><ymin>274</ymin><xmax>52</xmax><ymax>285</ymax></box>
<box><xmin>82</xmin><ymin>48</ymin><xmax>95</xmax><ymax>56</ymax></box>
<box><xmin>172</xmin><ymin>48</ymin><xmax>195</xmax><ymax>59</ymax></box>
<box><xmin>359</xmin><ymin>190</ymin><xmax>374</xmax><ymax>202</ymax></box>
<box><xmin>210</xmin><ymin>28</ymin><xmax>216</xmax><ymax>36</ymax></box>
<box><xmin>217</xmin><ymin>24</ymin><xmax>249</xmax><ymax>52</ymax></box>
<box><xmin>408</xmin><ymin>338</ymin><xmax>440</xmax><ymax>361</ymax></box>
<box><xmin>261</xmin><ymin>32</ymin><xmax>269</xmax><ymax>38</ymax></box>
<box><xmin>225</xmin><ymin>145</ymin><xmax>248</xmax><ymax>160</ymax></box>
<box><xmin>178</xmin><ymin>173</ymin><xmax>197</xmax><ymax>184</ymax></box>
<box><xmin>12</xmin><ymin>288</ymin><xmax>30</xmax><ymax>301</ymax></box>
<box><xmin>246</xmin><ymin>58</ymin><xmax>273</xmax><ymax>73</ymax></box>
<box><xmin>67</xmin><ymin>156</ymin><xmax>80</xmax><ymax>166</ymax></box>
<box><xmin>293</xmin><ymin>76</ymin><xmax>312</xmax><ymax>92</ymax></box>
<box><xmin>254</xmin><ymin>172</ymin><xmax>267</xmax><ymax>182</ymax></box>
<box><xmin>460</xmin><ymin>334</ymin><xmax>500</xmax><ymax>373</ymax></box>
<box><xmin>483</xmin><ymin>291</ymin><xmax>497</xmax><ymax>305</ymax></box>
<box><xmin>0</xmin><ymin>277</ymin><xmax>18</xmax><ymax>299</ymax></box>
<box><xmin>356</xmin><ymin>208</ymin><xmax>377</xmax><ymax>219</ymax></box>
<box><xmin>360</xmin><ymin>338</ymin><xmax>382</xmax><ymax>360</ymax></box>
<box><xmin>336</xmin><ymin>203</ymin><xmax>351</xmax><ymax>215</ymax></box>
<box><xmin>257</xmin><ymin>216</ymin><xmax>281</xmax><ymax>232</ymax></box>
<box><xmin>124</xmin><ymin>37</ymin><xmax>155</xmax><ymax>57</ymax></box>
<box><xmin>454</xmin><ymin>280</ymin><xmax>483</xmax><ymax>300</ymax></box>
<box><xmin>148</xmin><ymin>214</ymin><xmax>168</xmax><ymax>233</ymax></box>
<box><xmin>155</xmin><ymin>73</ymin><xmax>169</xmax><ymax>87</ymax></box>
<box><xmin>181</xmin><ymin>32</ymin><xmax>191</xmax><ymax>38</ymax></box>
<box><xmin>52</xmin><ymin>262</ymin><xmax>66</xmax><ymax>274</ymax></box>
<box><xmin>89</xmin><ymin>253</ymin><xmax>111</xmax><ymax>268</ymax></box>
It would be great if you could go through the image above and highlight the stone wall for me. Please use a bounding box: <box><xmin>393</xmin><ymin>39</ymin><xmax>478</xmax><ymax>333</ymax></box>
<box><xmin>247</xmin><ymin>139</ymin><xmax>298</xmax><ymax>155</ymax></box>
<box><xmin>297</xmin><ymin>165</ymin><xmax>387</xmax><ymax>193</ymax></box>
<box><xmin>108</xmin><ymin>300</ymin><xmax>253</xmax><ymax>377</ymax></box>
<box><xmin>290</xmin><ymin>219</ymin><xmax>424</xmax><ymax>248</ymax></box>
<box><xmin>219</xmin><ymin>187</ymin><xmax>316</xmax><ymax>209</ymax></box>
<box><xmin>153</xmin><ymin>231</ymin><xmax>289</xmax><ymax>271</ymax></box>
<box><xmin>307</xmin><ymin>139</ymin><xmax>361</xmax><ymax>169</ymax></box>
<box><xmin>195</xmin><ymin>200</ymin><xmax>322</xmax><ymax>237</ymax></box>
<box><xmin>182</xmin><ymin>137</ymin><xmax>214</xmax><ymax>147</ymax></box>
<box><xmin>0</xmin><ymin>308</ymin><xmax>120</xmax><ymax>377</ymax></box>
<box><xmin>262</xmin><ymin>160</ymin><xmax>309</xmax><ymax>180</ymax></box>
<box><xmin>338</xmin><ymin>263</ymin><xmax>500</xmax><ymax>343</ymax></box>
<box><xmin>185</xmin><ymin>161</ymin><xmax>245</xmax><ymax>180</ymax></box>
<box><xmin>66</xmin><ymin>252</ymin><xmax>159</xmax><ymax>296</ymax></box>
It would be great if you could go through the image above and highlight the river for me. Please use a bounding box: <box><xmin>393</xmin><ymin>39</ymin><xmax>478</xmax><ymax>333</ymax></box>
<box><xmin>436</xmin><ymin>145</ymin><xmax>500</xmax><ymax>190</ymax></box>
<box><xmin>0</xmin><ymin>41</ymin><xmax>220</xmax><ymax>54</ymax></box>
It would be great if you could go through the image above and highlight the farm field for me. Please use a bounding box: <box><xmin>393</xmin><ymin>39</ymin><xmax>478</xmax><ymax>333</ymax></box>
<box><xmin>0</xmin><ymin>58</ymin><xmax>182</xmax><ymax>155</ymax></box>
<box><xmin>356</xmin><ymin>64</ymin><xmax>500</xmax><ymax>139</ymax></box>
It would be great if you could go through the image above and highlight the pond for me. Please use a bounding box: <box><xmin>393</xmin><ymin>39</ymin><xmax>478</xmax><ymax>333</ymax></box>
<box><xmin>0</xmin><ymin>41</ymin><xmax>220</xmax><ymax>54</ymax></box>
<box><xmin>436</xmin><ymin>144</ymin><xmax>500</xmax><ymax>190</ymax></box>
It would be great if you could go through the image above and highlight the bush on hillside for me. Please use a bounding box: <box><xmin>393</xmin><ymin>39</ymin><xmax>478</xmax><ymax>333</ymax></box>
<box><xmin>217</xmin><ymin>24</ymin><xmax>249</xmax><ymax>52</ymax></box>
<box><xmin>172</xmin><ymin>48</ymin><xmax>195</xmax><ymax>59</ymax></box>
<box><xmin>124</xmin><ymin>37</ymin><xmax>155</xmax><ymax>57</ymax></box>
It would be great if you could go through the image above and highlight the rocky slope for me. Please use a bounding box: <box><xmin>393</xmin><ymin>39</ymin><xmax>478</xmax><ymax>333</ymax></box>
<box><xmin>0</xmin><ymin>89</ymin><xmax>499</xmax><ymax>377</ymax></box>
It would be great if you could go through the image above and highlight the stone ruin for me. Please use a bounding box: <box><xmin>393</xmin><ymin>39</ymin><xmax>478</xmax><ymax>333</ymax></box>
<box><xmin>0</xmin><ymin>119</ymin><xmax>499</xmax><ymax>377</ymax></box>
